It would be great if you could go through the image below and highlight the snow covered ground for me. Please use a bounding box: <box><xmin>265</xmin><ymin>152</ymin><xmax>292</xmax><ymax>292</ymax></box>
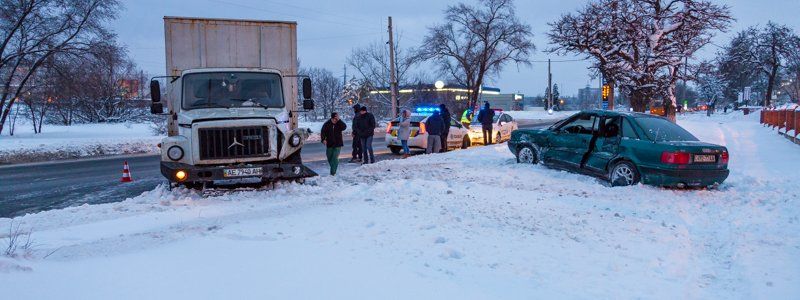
<box><xmin>0</xmin><ymin>122</ymin><xmax>161</xmax><ymax>164</ymax></box>
<box><xmin>1</xmin><ymin>112</ymin><xmax>798</xmax><ymax>299</ymax></box>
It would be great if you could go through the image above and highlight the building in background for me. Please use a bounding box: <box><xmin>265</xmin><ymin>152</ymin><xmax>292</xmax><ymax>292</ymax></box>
<box><xmin>368</xmin><ymin>83</ymin><xmax>501</xmax><ymax>115</ymax></box>
<box><xmin>577</xmin><ymin>85</ymin><xmax>601</xmax><ymax>110</ymax></box>
<box><xmin>481</xmin><ymin>93</ymin><xmax>524</xmax><ymax>111</ymax></box>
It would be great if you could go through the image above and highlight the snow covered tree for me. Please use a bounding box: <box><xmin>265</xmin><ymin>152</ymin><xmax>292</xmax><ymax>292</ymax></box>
<box><xmin>737</xmin><ymin>23</ymin><xmax>798</xmax><ymax>106</ymax></box>
<box><xmin>549</xmin><ymin>0</ymin><xmax>732</xmax><ymax>121</ymax></box>
<box><xmin>418</xmin><ymin>0</ymin><xmax>535</xmax><ymax>109</ymax></box>
<box><xmin>717</xmin><ymin>30</ymin><xmax>762</xmax><ymax>104</ymax></box>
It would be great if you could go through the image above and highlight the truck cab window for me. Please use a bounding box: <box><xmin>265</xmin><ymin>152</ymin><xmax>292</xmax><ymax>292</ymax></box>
<box><xmin>182</xmin><ymin>72</ymin><xmax>284</xmax><ymax>110</ymax></box>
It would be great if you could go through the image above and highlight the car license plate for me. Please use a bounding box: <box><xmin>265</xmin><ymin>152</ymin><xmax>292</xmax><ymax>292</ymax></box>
<box><xmin>693</xmin><ymin>154</ymin><xmax>716</xmax><ymax>163</ymax></box>
<box><xmin>223</xmin><ymin>167</ymin><xmax>262</xmax><ymax>178</ymax></box>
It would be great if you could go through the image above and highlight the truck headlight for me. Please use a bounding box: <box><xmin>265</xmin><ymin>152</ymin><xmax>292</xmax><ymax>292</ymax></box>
<box><xmin>167</xmin><ymin>146</ymin><xmax>184</xmax><ymax>161</ymax></box>
<box><xmin>289</xmin><ymin>134</ymin><xmax>301</xmax><ymax>147</ymax></box>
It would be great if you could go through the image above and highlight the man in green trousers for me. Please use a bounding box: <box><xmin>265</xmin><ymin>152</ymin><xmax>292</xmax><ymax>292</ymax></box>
<box><xmin>320</xmin><ymin>112</ymin><xmax>347</xmax><ymax>176</ymax></box>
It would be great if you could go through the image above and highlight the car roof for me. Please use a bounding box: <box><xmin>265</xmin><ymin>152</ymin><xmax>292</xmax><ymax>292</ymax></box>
<box><xmin>580</xmin><ymin>109</ymin><xmax>658</xmax><ymax>119</ymax></box>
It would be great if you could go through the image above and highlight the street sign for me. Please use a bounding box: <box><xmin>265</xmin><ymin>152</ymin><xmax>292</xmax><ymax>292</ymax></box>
<box><xmin>602</xmin><ymin>101</ymin><xmax>608</xmax><ymax>110</ymax></box>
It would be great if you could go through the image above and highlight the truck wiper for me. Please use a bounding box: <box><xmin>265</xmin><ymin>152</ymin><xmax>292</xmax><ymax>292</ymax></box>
<box><xmin>193</xmin><ymin>103</ymin><xmax>229</xmax><ymax>109</ymax></box>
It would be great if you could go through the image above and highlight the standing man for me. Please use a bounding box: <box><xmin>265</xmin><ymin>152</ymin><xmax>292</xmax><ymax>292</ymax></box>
<box><xmin>477</xmin><ymin>102</ymin><xmax>496</xmax><ymax>145</ymax></box>
<box><xmin>349</xmin><ymin>104</ymin><xmax>363</xmax><ymax>163</ymax></box>
<box><xmin>321</xmin><ymin>112</ymin><xmax>347</xmax><ymax>176</ymax></box>
<box><xmin>439</xmin><ymin>104</ymin><xmax>451</xmax><ymax>152</ymax></box>
<box><xmin>425</xmin><ymin>110</ymin><xmax>445</xmax><ymax>154</ymax></box>
<box><xmin>354</xmin><ymin>106</ymin><xmax>377</xmax><ymax>164</ymax></box>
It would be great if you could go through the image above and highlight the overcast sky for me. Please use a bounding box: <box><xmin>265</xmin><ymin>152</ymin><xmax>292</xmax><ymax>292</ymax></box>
<box><xmin>115</xmin><ymin>0</ymin><xmax>800</xmax><ymax>97</ymax></box>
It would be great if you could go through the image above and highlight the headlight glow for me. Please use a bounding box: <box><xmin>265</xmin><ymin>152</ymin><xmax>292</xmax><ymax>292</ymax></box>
<box><xmin>175</xmin><ymin>170</ymin><xmax>187</xmax><ymax>181</ymax></box>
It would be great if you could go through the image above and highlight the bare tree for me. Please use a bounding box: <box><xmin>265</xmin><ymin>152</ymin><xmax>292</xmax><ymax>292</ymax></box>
<box><xmin>347</xmin><ymin>38</ymin><xmax>417</xmax><ymax>117</ymax></box>
<box><xmin>737</xmin><ymin>23</ymin><xmax>798</xmax><ymax>106</ymax></box>
<box><xmin>0</xmin><ymin>0</ymin><xmax>120</xmax><ymax>134</ymax></box>
<box><xmin>302</xmin><ymin>67</ymin><xmax>345</xmax><ymax>122</ymax></box>
<box><xmin>418</xmin><ymin>0</ymin><xmax>535</xmax><ymax>109</ymax></box>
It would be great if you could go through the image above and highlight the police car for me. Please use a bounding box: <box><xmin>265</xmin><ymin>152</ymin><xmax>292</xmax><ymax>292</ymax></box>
<box><xmin>386</xmin><ymin>107</ymin><xmax>471</xmax><ymax>154</ymax></box>
<box><xmin>467</xmin><ymin>109</ymin><xmax>519</xmax><ymax>144</ymax></box>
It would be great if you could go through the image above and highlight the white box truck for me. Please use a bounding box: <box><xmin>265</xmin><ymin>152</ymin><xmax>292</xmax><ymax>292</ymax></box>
<box><xmin>150</xmin><ymin>17</ymin><xmax>317</xmax><ymax>187</ymax></box>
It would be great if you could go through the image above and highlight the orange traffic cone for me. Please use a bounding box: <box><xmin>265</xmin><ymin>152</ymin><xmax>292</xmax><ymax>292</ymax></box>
<box><xmin>121</xmin><ymin>161</ymin><xmax>133</xmax><ymax>182</ymax></box>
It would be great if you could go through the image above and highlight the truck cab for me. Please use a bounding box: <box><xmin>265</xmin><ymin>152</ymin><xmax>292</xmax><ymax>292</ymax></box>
<box><xmin>150</xmin><ymin>17</ymin><xmax>316</xmax><ymax>187</ymax></box>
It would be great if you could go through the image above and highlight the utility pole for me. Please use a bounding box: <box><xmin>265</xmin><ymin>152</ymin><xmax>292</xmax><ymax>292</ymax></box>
<box><xmin>387</xmin><ymin>16</ymin><xmax>399</xmax><ymax>118</ymax></box>
<box><xmin>343</xmin><ymin>64</ymin><xmax>347</xmax><ymax>87</ymax></box>
<box><xmin>547</xmin><ymin>59</ymin><xmax>552</xmax><ymax>110</ymax></box>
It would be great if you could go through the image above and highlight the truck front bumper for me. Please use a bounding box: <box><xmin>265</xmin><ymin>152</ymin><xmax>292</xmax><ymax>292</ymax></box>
<box><xmin>161</xmin><ymin>161</ymin><xmax>318</xmax><ymax>183</ymax></box>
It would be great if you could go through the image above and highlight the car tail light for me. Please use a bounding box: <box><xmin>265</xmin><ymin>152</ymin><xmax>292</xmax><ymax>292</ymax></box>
<box><xmin>720</xmin><ymin>151</ymin><xmax>729</xmax><ymax>164</ymax></box>
<box><xmin>661</xmin><ymin>151</ymin><xmax>690</xmax><ymax>164</ymax></box>
<box><xmin>419</xmin><ymin>123</ymin><xmax>427</xmax><ymax>135</ymax></box>
<box><xmin>386</xmin><ymin>122</ymin><xmax>393</xmax><ymax>134</ymax></box>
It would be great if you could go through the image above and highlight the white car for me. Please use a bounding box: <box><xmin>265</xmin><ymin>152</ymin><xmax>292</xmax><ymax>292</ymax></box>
<box><xmin>467</xmin><ymin>110</ymin><xmax>519</xmax><ymax>144</ymax></box>
<box><xmin>386</xmin><ymin>114</ymin><xmax>470</xmax><ymax>154</ymax></box>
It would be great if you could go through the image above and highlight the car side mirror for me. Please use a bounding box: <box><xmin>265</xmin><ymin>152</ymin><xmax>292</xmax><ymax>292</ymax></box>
<box><xmin>302</xmin><ymin>78</ymin><xmax>312</xmax><ymax>100</ymax></box>
<box><xmin>150</xmin><ymin>80</ymin><xmax>161</xmax><ymax>103</ymax></box>
<box><xmin>302</xmin><ymin>99</ymin><xmax>315</xmax><ymax>110</ymax></box>
<box><xmin>150</xmin><ymin>102</ymin><xmax>164</xmax><ymax>114</ymax></box>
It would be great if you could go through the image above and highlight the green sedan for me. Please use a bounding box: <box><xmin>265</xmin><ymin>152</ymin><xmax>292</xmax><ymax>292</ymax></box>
<box><xmin>508</xmin><ymin>110</ymin><xmax>729</xmax><ymax>187</ymax></box>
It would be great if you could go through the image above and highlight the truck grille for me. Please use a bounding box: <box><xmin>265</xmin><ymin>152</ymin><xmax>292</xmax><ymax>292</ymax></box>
<box><xmin>198</xmin><ymin>127</ymin><xmax>269</xmax><ymax>160</ymax></box>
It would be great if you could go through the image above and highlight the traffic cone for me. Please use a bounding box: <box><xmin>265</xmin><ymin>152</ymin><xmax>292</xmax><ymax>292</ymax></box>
<box><xmin>121</xmin><ymin>161</ymin><xmax>133</xmax><ymax>182</ymax></box>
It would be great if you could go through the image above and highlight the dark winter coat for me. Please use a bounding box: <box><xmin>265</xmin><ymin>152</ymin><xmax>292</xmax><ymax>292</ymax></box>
<box><xmin>353</xmin><ymin>112</ymin><xmax>377</xmax><ymax>138</ymax></box>
<box><xmin>425</xmin><ymin>113</ymin><xmax>446</xmax><ymax>136</ymax></box>
<box><xmin>320</xmin><ymin>119</ymin><xmax>347</xmax><ymax>148</ymax></box>
<box><xmin>440</xmin><ymin>107</ymin><xmax>451</xmax><ymax>131</ymax></box>
<box><xmin>477</xmin><ymin>106</ymin><xmax>495</xmax><ymax>126</ymax></box>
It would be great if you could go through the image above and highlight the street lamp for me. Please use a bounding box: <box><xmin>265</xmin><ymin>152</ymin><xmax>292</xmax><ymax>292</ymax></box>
<box><xmin>434</xmin><ymin>80</ymin><xmax>445</xmax><ymax>89</ymax></box>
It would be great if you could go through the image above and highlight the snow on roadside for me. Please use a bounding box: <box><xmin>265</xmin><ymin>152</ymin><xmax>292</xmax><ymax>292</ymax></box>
<box><xmin>0</xmin><ymin>122</ymin><xmax>161</xmax><ymax>164</ymax></box>
<box><xmin>1</xmin><ymin>112</ymin><xmax>798</xmax><ymax>299</ymax></box>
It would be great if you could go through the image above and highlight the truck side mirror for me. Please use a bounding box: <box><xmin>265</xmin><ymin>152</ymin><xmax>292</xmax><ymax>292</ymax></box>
<box><xmin>302</xmin><ymin>78</ymin><xmax>312</xmax><ymax>100</ymax></box>
<box><xmin>150</xmin><ymin>80</ymin><xmax>161</xmax><ymax>103</ymax></box>
<box><xmin>151</xmin><ymin>102</ymin><xmax>164</xmax><ymax>114</ymax></box>
<box><xmin>302</xmin><ymin>99</ymin><xmax>315</xmax><ymax>110</ymax></box>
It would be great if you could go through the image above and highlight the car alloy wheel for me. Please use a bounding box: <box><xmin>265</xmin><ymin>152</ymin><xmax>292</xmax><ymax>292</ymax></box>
<box><xmin>610</xmin><ymin>161</ymin><xmax>639</xmax><ymax>186</ymax></box>
<box><xmin>516</xmin><ymin>146</ymin><xmax>537</xmax><ymax>164</ymax></box>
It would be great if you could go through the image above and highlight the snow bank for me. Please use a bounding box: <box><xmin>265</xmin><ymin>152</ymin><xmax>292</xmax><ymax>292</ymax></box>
<box><xmin>0</xmin><ymin>122</ymin><xmax>162</xmax><ymax>164</ymax></box>
<box><xmin>1</xmin><ymin>113</ymin><xmax>798</xmax><ymax>299</ymax></box>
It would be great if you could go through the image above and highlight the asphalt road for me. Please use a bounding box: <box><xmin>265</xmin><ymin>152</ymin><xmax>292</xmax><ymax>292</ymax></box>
<box><xmin>0</xmin><ymin>121</ymin><xmax>554</xmax><ymax>218</ymax></box>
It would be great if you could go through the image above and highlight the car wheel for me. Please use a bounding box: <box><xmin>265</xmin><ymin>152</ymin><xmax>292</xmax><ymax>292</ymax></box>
<box><xmin>390</xmin><ymin>146</ymin><xmax>402</xmax><ymax>155</ymax></box>
<box><xmin>516</xmin><ymin>145</ymin><xmax>538</xmax><ymax>164</ymax></box>
<box><xmin>609</xmin><ymin>161</ymin><xmax>640</xmax><ymax>187</ymax></box>
<box><xmin>496</xmin><ymin>132</ymin><xmax>502</xmax><ymax>143</ymax></box>
<box><xmin>461</xmin><ymin>136</ymin><xmax>471</xmax><ymax>149</ymax></box>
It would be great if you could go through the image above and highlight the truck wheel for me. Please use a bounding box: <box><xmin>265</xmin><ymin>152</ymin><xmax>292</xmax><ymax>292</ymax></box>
<box><xmin>609</xmin><ymin>161</ymin><xmax>640</xmax><ymax>187</ymax></box>
<box><xmin>516</xmin><ymin>145</ymin><xmax>538</xmax><ymax>164</ymax></box>
<box><xmin>461</xmin><ymin>136</ymin><xmax>471</xmax><ymax>149</ymax></box>
<box><xmin>390</xmin><ymin>146</ymin><xmax>402</xmax><ymax>155</ymax></box>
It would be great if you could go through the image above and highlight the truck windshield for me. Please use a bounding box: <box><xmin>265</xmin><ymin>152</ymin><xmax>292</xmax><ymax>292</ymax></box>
<box><xmin>182</xmin><ymin>72</ymin><xmax>284</xmax><ymax>110</ymax></box>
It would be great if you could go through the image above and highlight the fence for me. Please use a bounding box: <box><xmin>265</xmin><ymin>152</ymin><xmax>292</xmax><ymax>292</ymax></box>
<box><xmin>760</xmin><ymin>105</ymin><xmax>800</xmax><ymax>140</ymax></box>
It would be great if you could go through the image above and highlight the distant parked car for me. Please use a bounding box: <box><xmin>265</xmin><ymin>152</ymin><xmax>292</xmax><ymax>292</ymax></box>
<box><xmin>467</xmin><ymin>109</ymin><xmax>519</xmax><ymax>144</ymax></box>
<box><xmin>508</xmin><ymin>110</ymin><xmax>729</xmax><ymax>188</ymax></box>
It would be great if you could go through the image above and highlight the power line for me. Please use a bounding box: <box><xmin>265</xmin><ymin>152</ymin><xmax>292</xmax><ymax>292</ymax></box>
<box><xmin>530</xmin><ymin>58</ymin><xmax>590</xmax><ymax>63</ymax></box>
<box><xmin>208</xmin><ymin>0</ymin><xmax>380</xmax><ymax>31</ymax></box>
<box><xmin>299</xmin><ymin>31</ymin><xmax>383</xmax><ymax>41</ymax></box>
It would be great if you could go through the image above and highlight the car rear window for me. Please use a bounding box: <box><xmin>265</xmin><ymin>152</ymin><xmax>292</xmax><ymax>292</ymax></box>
<box><xmin>634</xmin><ymin>116</ymin><xmax>698</xmax><ymax>141</ymax></box>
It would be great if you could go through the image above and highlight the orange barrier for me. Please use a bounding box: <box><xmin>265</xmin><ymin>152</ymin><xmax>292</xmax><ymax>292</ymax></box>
<box><xmin>760</xmin><ymin>106</ymin><xmax>800</xmax><ymax>137</ymax></box>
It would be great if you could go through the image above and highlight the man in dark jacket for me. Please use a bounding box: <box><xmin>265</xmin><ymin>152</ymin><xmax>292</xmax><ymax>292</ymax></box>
<box><xmin>350</xmin><ymin>104</ymin><xmax>362</xmax><ymax>163</ymax></box>
<box><xmin>476</xmin><ymin>102</ymin><xmax>496</xmax><ymax>145</ymax></box>
<box><xmin>439</xmin><ymin>104</ymin><xmax>451</xmax><ymax>152</ymax></box>
<box><xmin>321</xmin><ymin>112</ymin><xmax>347</xmax><ymax>175</ymax></box>
<box><xmin>353</xmin><ymin>106</ymin><xmax>377</xmax><ymax>164</ymax></box>
<box><xmin>425</xmin><ymin>110</ymin><xmax>445</xmax><ymax>154</ymax></box>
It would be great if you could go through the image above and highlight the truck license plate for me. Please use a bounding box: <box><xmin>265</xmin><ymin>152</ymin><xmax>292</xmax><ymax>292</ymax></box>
<box><xmin>223</xmin><ymin>167</ymin><xmax>263</xmax><ymax>178</ymax></box>
<box><xmin>693</xmin><ymin>154</ymin><xmax>716</xmax><ymax>163</ymax></box>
